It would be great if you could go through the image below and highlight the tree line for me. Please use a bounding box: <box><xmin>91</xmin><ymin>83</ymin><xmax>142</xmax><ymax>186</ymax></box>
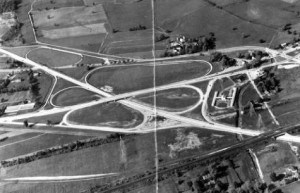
<box><xmin>0</xmin><ymin>133</ymin><xmax>134</xmax><ymax>168</ymax></box>
<box><xmin>210</xmin><ymin>52</ymin><xmax>237</xmax><ymax>68</ymax></box>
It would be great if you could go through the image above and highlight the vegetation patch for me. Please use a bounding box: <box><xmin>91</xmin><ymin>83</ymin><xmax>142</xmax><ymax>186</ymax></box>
<box><xmin>224</xmin><ymin>0</ymin><xmax>300</xmax><ymax>29</ymax></box>
<box><xmin>103</xmin><ymin>1</ymin><xmax>151</xmax><ymax>32</ymax></box>
<box><xmin>136</xmin><ymin>87</ymin><xmax>200</xmax><ymax>112</ymax></box>
<box><xmin>31</xmin><ymin>4</ymin><xmax>108</xmax><ymax>52</ymax></box>
<box><xmin>67</xmin><ymin>102</ymin><xmax>144</xmax><ymax>128</ymax></box>
<box><xmin>32</xmin><ymin>0</ymin><xmax>84</xmax><ymax>11</ymax></box>
<box><xmin>1</xmin><ymin>133</ymin><xmax>130</xmax><ymax>168</ymax></box>
<box><xmin>256</xmin><ymin>142</ymin><xmax>298</xmax><ymax>183</ymax></box>
<box><xmin>87</xmin><ymin>61</ymin><xmax>211</xmax><ymax>94</ymax></box>
<box><xmin>16</xmin><ymin>111</ymin><xmax>67</xmax><ymax>125</ymax></box>
<box><xmin>52</xmin><ymin>87</ymin><xmax>100</xmax><ymax>107</ymax></box>
<box><xmin>266</xmin><ymin>66</ymin><xmax>300</xmax><ymax>127</ymax></box>
<box><xmin>155</xmin><ymin>0</ymin><xmax>276</xmax><ymax>48</ymax></box>
<box><xmin>1</xmin><ymin>128</ymin><xmax>236</xmax><ymax>183</ymax></box>
<box><xmin>0</xmin><ymin>133</ymin><xmax>89</xmax><ymax>161</ymax></box>
<box><xmin>27</xmin><ymin>48</ymin><xmax>82</xmax><ymax>68</ymax></box>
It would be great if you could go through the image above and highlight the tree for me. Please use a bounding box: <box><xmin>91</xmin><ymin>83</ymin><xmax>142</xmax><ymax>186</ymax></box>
<box><xmin>47</xmin><ymin>120</ymin><xmax>52</xmax><ymax>126</ymax></box>
<box><xmin>249</xmin><ymin>102</ymin><xmax>255</xmax><ymax>117</ymax></box>
<box><xmin>23</xmin><ymin>120</ymin><xmax>29</xmax><ymax>127</ymax></box>
<box><xmin>210</xmin><ymin>52</ymin><xmax>223</xmax><ymax>62</ymax></box>
<box><xmin>258</xmin><ymin>182</ymin><xmax>267</xmax><ymax>192</ymax></box>
<box><xmin>273</xmin><ymin>189</ymin><xmax>283</xmax><ymax>193</ymax></box>
<box><xmin>256</xmin><ymin>114</ymin><xmax>265</xmax><ymax>131</ymax></box>
<box><xmin>270</xmin><ymin>172</ymin><xmax>278</xmax><ymax>182</ymax></box>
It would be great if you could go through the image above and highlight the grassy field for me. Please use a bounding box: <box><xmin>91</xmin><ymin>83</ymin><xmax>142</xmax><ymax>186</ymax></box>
<box><xmin>209</xmin><ymin>0</ymin><xmax>245</xmax><ymax>6</ymax></box>
<box><xmin>3</xmin><ymin>46</ymin><xmax>38</xmax><ymax>58</ymax></box>
<box><xmin>52</xmin><ymin>79</ymin><xmax>76</xmax><ymax>94</ymax></box>
<box><xmin>27</xmin><ymin>48</ymin><xmax>82</xmax><ymax>68</ymax></box>
<box><xmin>240</xmin><ymin>83</ymin><xmax>260</xmax><ymax>106</ymax></box>
<box><xmin>0</xmin><ymin>133</ymin><xmax>89</xmax><ymax>160</ymax></box>
<box><xmin>103</xmin><ymin>1</ymin><xmax>152</xmax><ymax>32</ymax></box>
<box><xmin>80</xmin><ymin>55</ymin><xmax>105</xmax><ymax>64</ymax></box>
<box><xmin>57</xmin><ymin>67</ymin><xmax>89</xmax><ymax>80</ymax></box>
<box><xmin>0</xmin><ymin>132</ymin><xmax>41</xmax><ymax>147</ymax></box>
<box><xmin>31</xmin><ymin>4</ymin><xmax>108</xmax><ymax>52</ymax></box>
<box><xmin>37</xmin><ymin>72</ymin><xmax>54</xmax><ymax>106</ymax></box>
<box><xmin>282</xmin><ymin>181</ymin><xmax>300</xmax><ymax>193</ymax></box>
<box><xmin>105</xmin><ymin>43</ymin><xmax>165</xmax><ymax>56</ymax></box>
<box><xmin>155</xmin><ymin>0</ymin><xmax>276</xmax><ymax>48</ymax></box>
<box><xmin>32</xmin><ymin>5</ymin><xmax>107</xmax><ymax>30</ymax></box>
<box><xmin>102</xmin><ymin>30</ymin><xmax>165</xmax><ymax>56</ymax></box>
<box><xmin>0</xmin><ymin>127</ymin><xmax>237</xmax><ymax>193</ymax></box>
<box><xmin>83</xmin><ymin>0</ymin><xmax>112</xmax><ymax>5</ymax></box>
<box><xmin>135</xmin><ymin>87</ymin><xmax>200</xmax><ymax>112</ymax></box>
<box><xmin>268</xmin><ymin>66</ymin><xmax>300</xmax><ymax>127</ymax></box>
<box><xmin>99</xmin><ymin>0</ymin><xmax>162</xmax><ymax>57</ymax></box>
<box><xmin>52</xmin><ymin>87</ymin><xmax>100</xmax><ymax>107</ymax></box>
<box><xmin>41</xmin><ymin>23</ymin><xmax>106</xmax><ymax>39</ymax></box>
<box><xmin>38</xmin><ymin>33</ymin><xmax>107</xmax><ymax>52</ymax></box>
<box><xmin>87</xmin><ymin>61</ymin><xmax>211</xmax><ymax>94</ymax></box>
<box><xmin>16</xmin><ymin>111</ymin><xmax>67</xmax><ymax>125</ymax></box>
<box><xmin>67</xmin><ymin>102</ymin><xmax>144</xmax><ymax>128</ymax></box>
<box><xmin>15</xmin><ymin>0</ymin><xmax>36</xmax><ymax>45</ymax></box>
<box><xmin>33</xmin><ymin>0</ymin><xmax>84</xmax><ymax>10</ymax></box>
<box><xmin>238</xmin><ymin>83</ymin><xmax>278</xmax><ymax>130</ymax></box>
<box><xmin>117</xmin><ymin>50</ymin><xmax>164</xmax><ymax>59</ymax></box>
<box><xmin>256</xmin><ymin>142</ymin><xmax>298</xmax><ymax>183</ymax></box>
<box><xmin>181</xmin><ymin>81</ymin><xmax>209</xmax><ymax>121</ymax></box>
<box><xmin>224</xmin><ymin>0</ymin><xmax>300</xmax><ymax>29</ymax></box>
<box><xmin>0</xmin><ymin>57</ymin><xmax>9</xmax><ymax>69</ymax></box>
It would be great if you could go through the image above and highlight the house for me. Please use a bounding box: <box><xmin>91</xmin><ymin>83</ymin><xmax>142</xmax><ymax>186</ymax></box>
<box><xmin>5</xmin><ymin>102</ymin><xmax>35</xmax><ymax>113</ymax></box>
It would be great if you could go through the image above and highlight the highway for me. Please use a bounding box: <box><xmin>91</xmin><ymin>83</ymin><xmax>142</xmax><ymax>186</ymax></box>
<box><xmin>1</xmin><ymin>46</ymin><xmax>300</xmax><ymax>144</ymax></box>
<box><xmin>2</xmin><ymin>43</ymin><xmax>300</xmax><ymax>190</ymax></box>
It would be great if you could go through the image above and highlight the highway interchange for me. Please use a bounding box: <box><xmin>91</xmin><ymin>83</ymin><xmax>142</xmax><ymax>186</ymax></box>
<box><xmin>1</xmin><ymin>44</ymin><xmax>300</xmax><ymax>184</ymax></box>
<box><xmin>0</xmin><ymin>46</ymin><xmax>299</xmax><ymax>137</ymax></box>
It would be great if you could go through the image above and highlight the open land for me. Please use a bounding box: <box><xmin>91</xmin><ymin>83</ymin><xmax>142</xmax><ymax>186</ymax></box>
<box><xmin>0</xmin><ymin>127</ymin><xmax>237</xmax><ymax>193</ymax></box>
<box><xmin>87</xmin><ymin>61</ymin><xmax>211</xmax><ymax>94</ymax></box>
<box><xmin>0</xmin><ymin>133</ymin><xmax>89</xmax><ymax>160</ymax></box>
<box><xmin>135</xmin><ymin>87</ymin><xmax>200</xmax><ymax>112</ymax></box>
<box><xmin>27</xmin><ymin>48</ymin><xmax>82</xmax><ymax>68</ymax></box>
<box><xmin>31</xmin><ymin>4</ymin><xmax>108</xmax><ymax>51</ymax></box>
<box><xmin>32</xmin><ymin>0</ymin><xmax>84</xmax><ymax>11</ymax></box>
<box><xmin>51</xmin><ymin>87</ymin><xmax>100</xmax><ymax>107</ymax></box>
<box><xmin>67</xmin><ymin>102</ymin><xmax>144</xmax><ymax>128</ymax></box>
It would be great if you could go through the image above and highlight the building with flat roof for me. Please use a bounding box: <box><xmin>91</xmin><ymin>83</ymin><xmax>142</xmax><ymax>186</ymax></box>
<box><xmin>211</xmin><ymin>87</ymin><xmax>237</xmax><ymax>108</ymax></box>
<box><xmin>5</xmin><ymin>102</ymin><xmax>35</xmax><ymax>113</ymax></box>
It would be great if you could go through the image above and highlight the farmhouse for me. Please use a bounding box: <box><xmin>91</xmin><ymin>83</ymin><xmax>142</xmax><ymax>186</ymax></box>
<box><xmin>5</xmin><ymin>102</ymin><xmax>35</xmax><ymax>113</ymax></box>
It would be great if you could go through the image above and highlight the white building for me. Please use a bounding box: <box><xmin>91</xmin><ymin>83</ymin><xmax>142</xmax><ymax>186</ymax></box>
<box><xmin>5</xmin><ymin>103</ymin><xmax>35</xmax><ymax>113</ymax></box>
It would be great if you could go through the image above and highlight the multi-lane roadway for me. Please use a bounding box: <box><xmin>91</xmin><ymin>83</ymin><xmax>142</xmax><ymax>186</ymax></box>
<box><xmin>0</xmin><ymin>46</ymin><xmax>300</xmax><ymax>143</ymax></box>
